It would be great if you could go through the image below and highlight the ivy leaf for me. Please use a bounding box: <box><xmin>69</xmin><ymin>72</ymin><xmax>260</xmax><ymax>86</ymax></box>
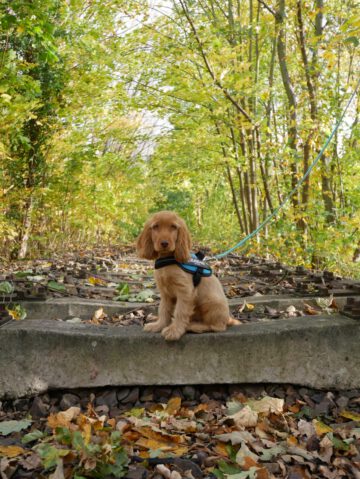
<box><xmin>0</xmin><ymin>281</ymin><xmax>14</xmax><ymax>295</ymax></box>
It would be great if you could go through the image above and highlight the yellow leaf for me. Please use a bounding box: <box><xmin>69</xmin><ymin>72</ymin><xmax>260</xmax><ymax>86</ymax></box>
<box><xmin>88</xmin><ymin>276</ymin><xmax>107</xmax><ymax>286</ymax></box>
<box><xmin>7</xmin><ymin>309</ymin><xmax>22</xmax><ymax>320</ymax></box>
<box><xmin>83</xmin><ymin>423</ymin><xmax>92</xmax><ymax>445</ymax></box>
<box><xmin>0</xmin><ymin>445</ymin><xmax>25</xmax><ymax>457</ymax></box>
<box><xmin>313</xmin><ymin>420</ymin><xmax>333</xmax><ymax>436</ymax></box>
<box><xmin>245</xmin><ymin>303</ymin><xmax>255</xmax><ymax>311</ymax></box>
<box><xmin>340</xmin><ymin>410</ymin><xmax>360</xmax><ymax>421</ymax></box>
<box><xmin>165</xmin><ymin>397</ymin><xmax>182</xmax><ymax>415</ymax></box>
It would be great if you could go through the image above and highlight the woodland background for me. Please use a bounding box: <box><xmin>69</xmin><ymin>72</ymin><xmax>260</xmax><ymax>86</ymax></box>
<box><xmin>0</xmin><ymin>0</ymin><xmax>359</xmax><ymax>276</ymax></box>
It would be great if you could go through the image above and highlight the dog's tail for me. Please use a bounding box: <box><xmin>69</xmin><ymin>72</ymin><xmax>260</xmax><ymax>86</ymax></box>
<box><xmin>228</xmin><ymin>316</ymin><xmax>242</xmax><ymax>326</ymax></box>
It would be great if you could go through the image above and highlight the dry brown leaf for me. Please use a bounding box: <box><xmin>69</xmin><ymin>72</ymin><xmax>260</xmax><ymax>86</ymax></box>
<box><xmin>318</xmin><ymin>435</ymin><xmax>333</xmax><ymax>463</ymax></box>
<box><xmin>298</xmin><ymin>419</ymin><xmax>316</xmax><ymax>438</ymax></box>
<box><xmin>137</xmin><ymin>426</ymin><xmax>185</xmax><ymax>444</ymax></box>
<box><xmin>47</xmin><ymin>406</ymin><xmax>81</xmax><ymax>429</ymax></box>
<box><xmin>193</xmin><ymin>403</ymin><xmax>208</xmax><ymax>415</ymax></box>
<box><xmin>136</xmin><ymin>437</ymin><xmax>188</xmax><ymax>456</ymax></box>
<box><xmin>166</xmin><ymin>397</ymin><xmax>182</xmax><ymax>415</ymax></box>
<box><xmin>231</xmin><ymin>405</ymin><xmax>258</xmax><ymax>428</ymax></box>
<box><xmin>213</xmin><ymin>442</ymin><xmax>229</xmax><ymax>457</ymax></box>
<box><xmin>90</xmin><ymin>307</ymin><xmax>107</xmax><ymax>324</ymax></box>
<box><xmin>235</xmin><ymin>443</ymin><xmax>259</xmax><ymax>467</ymax></box>
<box><xmin>18</xmin><ymin>453</ymin><xmax>42</xmax><ymax>471</ymax></box>
<box><xmin>247</xmin><ymin>396</ymin><xmax>284</xmax><ymax>415</ymax></box>
<box><xmin>49</xmin><ymin>459</ymin><xmax>65</xmax><ymax>479</ymax></box>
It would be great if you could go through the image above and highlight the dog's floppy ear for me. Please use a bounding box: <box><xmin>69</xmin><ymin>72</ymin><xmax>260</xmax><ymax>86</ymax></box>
<box><xmin>174</xmin><ymin>218</ymin><xmax>191</xmax><ymax>263</ymax></box>
<box><xmin>136</xmin><ymin>221</ymin><xmax>157</xmax><ymax>260</ymax></box>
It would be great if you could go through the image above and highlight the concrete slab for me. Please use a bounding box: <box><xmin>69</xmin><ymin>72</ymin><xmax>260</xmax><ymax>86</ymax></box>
<box><xmin>20</xmin><ymin>295</ymin><xmax>354</xmax><ymax>320</ymax></box>
<box><xmin>20</xmin><ymin>298</ymin><xmax>143</xmax><ymax>320</ymax></box>
<box><xmin>1</xmin><ymin>314</ymin><xmax>359</xmax><ymax>398</ymax></box>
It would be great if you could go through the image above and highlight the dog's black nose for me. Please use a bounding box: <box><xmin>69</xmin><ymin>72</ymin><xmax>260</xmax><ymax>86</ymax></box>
<box><xmin>161</xmin><ymin>241</ymin><xmax>169</xmax><ymax>248</ymax></box>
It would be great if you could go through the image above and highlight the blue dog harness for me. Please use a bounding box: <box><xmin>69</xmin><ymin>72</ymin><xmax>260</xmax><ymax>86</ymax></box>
<box><xmin>154</xmin><ymin>252</ymin><xmax>212</xmax><ymax>287</ymax></box>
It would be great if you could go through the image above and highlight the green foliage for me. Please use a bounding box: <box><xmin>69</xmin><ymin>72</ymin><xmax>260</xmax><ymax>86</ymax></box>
<box><xmin>42</xmin><ymin>426</ymin><xmax>129</xmax><ymax>478</ymax></box>
<box><xmin>0</xmin><ymin>0</ymin><xmax>359</xmax><ymax>276</ymax></box>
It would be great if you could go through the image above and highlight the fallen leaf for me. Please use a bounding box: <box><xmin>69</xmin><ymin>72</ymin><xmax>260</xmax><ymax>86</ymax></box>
<box><xmin>259</xmin><ymin>444</ymin><xmax>287</xmax><ymax>461</ymax></box>
<box><xmin>88</xmin><ymin>276</ymin><xmax>107</xmax><ymax>286</ymax></box>
<box><xmin>18</xmin><ymin>453</ymin><xmax>42</xmax><ymax>471</ymax></box>
<box><xmin>47</xmin><ymin>281</ymin><xmax>66</xmax><ymax>293</ymax></box>
<box><xmin>0</xmin><ymin>420</ymin><xmax>32</xmax><ymax>436</ymax></box>
<box><xmin>286</xmin><ymin>305</ymin><xmax>297</xmax><ymax>317</ymax></box>
<box><xmin>313</xmin><ymin>420</ymin><xmax>333</xmax><ymax>436</ymax></box>
<box><xmin>215</xmin><ymin>430</ymin><xmax>256</xmax><ymax>445</ymax></box>
<box><xmin>47</xmin><ymin>407</ymin><xmax>81</xmax><ymax>429</ymax></box>
<box><xmin>0</xmin><ymin>446</ymin><xmax>25</xmax><ymax>458</ymax></box>
<box><xmin>247</xmin><ymin>396</ymin><xmax>284</xmax><ymax>415</ymax></box>
<box><xmin>315</xmin><ymin>295</ymin><xmax>334</xmax><ymax>309</ymax></box>
<box><xmin>235</xmin><ymin>443</ymin><xmax>258</xmax><ymax>467</ymax></box>
<box><xmin>303</xmin><ymin>303</ymin><xmax>320</xmax><ymax>315</ymax></box>
<box><xmin>6</xmin><ymin>304</ymin><xmax>27</xmax><ymax>320</ymax></box>
<box><xmin>214</xmin><ymin>442</ymin><xmax>229</xmax><ymax>457</ymax></box>
<box><xmin>49</xmin><ymin>459</ymin><xmax>65</xmax><ymax>479</ymax></box>
<box><xmin>226</xmin><ymin>400</ymin><xmax>243</xmax><ymax>416</ymax></box>
<box><xmin>231</xmin><ymin>406</ymin><xmax>258</xmax><ymax>428</ymax></box>
<box><xmin>298</xmin><ymin>419</ymin><xmax>316</xmax><ymax>438</ymax></box>
<box><xmin>340</xmin><ymin>410</ymin><xmax>360</xmax><ymax>421</ymax></box>
<box><xmin>166</xmin><ymin>397</ymin><xmax>182</xmax><ymax>415</ymax></box>
<box><xmin>22</xmin><ymin>429</ymin><xmax>44</xmax><ymax>444</ymax></box>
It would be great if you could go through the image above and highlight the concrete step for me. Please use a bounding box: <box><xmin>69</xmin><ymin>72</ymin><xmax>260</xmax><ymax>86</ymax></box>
<box><xmin>1</xmin><ymin>314</ymin><xmax>359</xmax><ymax>398</ymax></box>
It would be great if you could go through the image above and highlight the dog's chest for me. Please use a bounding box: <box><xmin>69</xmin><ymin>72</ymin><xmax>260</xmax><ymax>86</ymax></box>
<box><xmin>154</xmin><ymin>266</ymin><xmax>190</xmax><ymax>298</ymax></box>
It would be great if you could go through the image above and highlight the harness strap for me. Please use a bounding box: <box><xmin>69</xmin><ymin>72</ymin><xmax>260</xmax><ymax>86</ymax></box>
<box><xmin>154</xmin><ymin>252</ymin><xmax>212</xmax><ymax>287</ymax></box>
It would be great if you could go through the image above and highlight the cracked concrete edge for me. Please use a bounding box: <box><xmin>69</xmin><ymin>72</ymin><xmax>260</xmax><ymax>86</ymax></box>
<box><xmin>1</xmin><ymin>314</ymin><xmax>359</xmax><ymax>398</ymax></box>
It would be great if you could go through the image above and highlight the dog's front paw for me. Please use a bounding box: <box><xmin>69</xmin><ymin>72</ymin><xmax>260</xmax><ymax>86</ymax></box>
<box><xmin>143</xmin><ymin>321</ymin><xmax>164</xmax><ymax>333</ymax></box>
<box><xmin>161</xmin><ymin>324</ymin><xmax>185</xmax><ymax>341</ymax></box>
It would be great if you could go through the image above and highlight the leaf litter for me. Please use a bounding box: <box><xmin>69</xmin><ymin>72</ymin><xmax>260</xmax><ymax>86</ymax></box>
<box><xmin>1</xmin><ymin>385</ymin><xmax>360</xmax><ymax>478</ymax></box>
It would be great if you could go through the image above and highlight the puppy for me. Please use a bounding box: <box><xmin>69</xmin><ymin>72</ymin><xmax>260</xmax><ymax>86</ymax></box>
<box><xmin>136</xmin><ymin>211</ymin><xmax>238</xmax><ymax>341</ymax></box>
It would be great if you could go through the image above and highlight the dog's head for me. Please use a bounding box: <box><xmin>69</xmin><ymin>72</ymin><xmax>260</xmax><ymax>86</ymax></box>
<box><xmin>136</xmin><ymin>211</ymin><xmax>191</xmax><ymax>263</ymax></box>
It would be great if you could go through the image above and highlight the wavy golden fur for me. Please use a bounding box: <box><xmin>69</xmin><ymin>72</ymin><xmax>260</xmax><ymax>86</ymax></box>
<box><xmin>136</xmin><ymin>211</ymin><xmax>239</xmax><ymax>341</ymax></box>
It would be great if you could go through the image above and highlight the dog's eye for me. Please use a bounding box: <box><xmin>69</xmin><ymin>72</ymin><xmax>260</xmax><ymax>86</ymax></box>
<box><xmin>171</xmin><ymin>224</ymin><xmax>178</xmax><ymax>230</ymax></box>
<box><xmin>152</xmin><ymin>224</ymin><xmax>159</xmax><ymax>230</ymax></box>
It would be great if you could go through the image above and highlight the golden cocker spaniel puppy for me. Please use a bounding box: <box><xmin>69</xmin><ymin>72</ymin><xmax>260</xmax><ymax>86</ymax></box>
<box><xmin>136</xmin><ymin>211</ymin><xmax>238</xmax><ymax>341</ymax></box>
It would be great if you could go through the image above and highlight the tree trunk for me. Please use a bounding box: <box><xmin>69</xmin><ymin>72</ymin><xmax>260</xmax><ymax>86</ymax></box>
<box><xmin>275</xmin><ymin>0</ymin><xmax>299</xmax><ymax>209</ymax></box>
<box><xmin>18</xmin><ymin>194</ymin><xmax>34</xmax><ymax>260</ymax></box>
